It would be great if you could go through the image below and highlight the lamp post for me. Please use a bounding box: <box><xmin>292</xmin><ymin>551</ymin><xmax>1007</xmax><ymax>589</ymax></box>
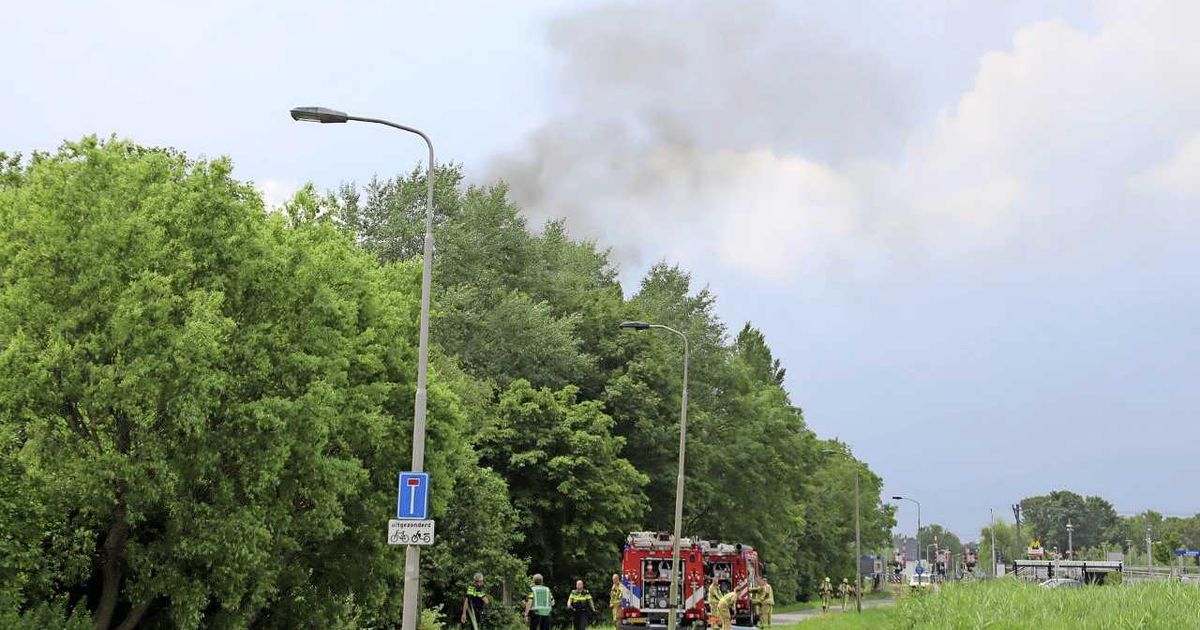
<box><xmin>1066</xmin><ymin>520</ymin><xmax>1074</xmax><ymax>560</ymax></box>
<box><xmin>823</xmin><ymin>449</ymin><xmax>861</xmax><ymax>613</ymax></box>
<box><xmin>892</xmin><ymin>496</ymin><xmax>922</xmax><ymax>569</ymax></box>
<box><xmin>1147</xmin><ymin>523</ymin><xmax>1153</xmax><ymax>572</ymax></box>
<box><xmin>990</xmin><ymin>508</ymin><xmax>997</xmax><ymax>577</ymax></box>
<box><xmin>619</xmin><ymin>321</ymin><xmax>688</xmax><ymax>630</ymax></box>
<box><xmin>290</xmin><ymin>106</ymin><xmax>436</xmax><ymax>630</ymax></box>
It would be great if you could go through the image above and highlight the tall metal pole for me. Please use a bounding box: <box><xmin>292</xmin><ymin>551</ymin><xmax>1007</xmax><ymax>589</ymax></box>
<box><xmin>1147</xmin><ymin>523</ymin><xmax>1153</xmax><ymax>573</ymax></box>
<box><xmin>621</xmin><ymin>323</ymin><xmax>688</xmax><ymax>630</ymax></box>
<box><xmin>403</xmin><ymin>125</ymin><xmax>435</xmax><ymax>630</ymax></box>
<box><xmin>666</xmin><ymin>327</ymin><xmax>688</xmax><ymax>630</ymax></box>
<box><xmin>1066</xmin><ymin>520</ymin><xmax>1073</xmax><ymax>560</ymax></box>
<box><xmin>1012</xmin><ymin>504</ymin><xmax>1022</xmax><ymax>557</ymax></box>
<box><xmin>892</xmin><ymin>497</ymin><xmax>922</xmax><ymax>571</ymax></box>
<box><xmin>990</xmin><ymin>508</ymin><xmax>997</xmax><ymax>577</ymax></box>
<box><xmin>339</xmin><ymin>117</ymin><xmax>438</xmax><ymax>630</ymax></box>
<box><xmin>854</xmin><ymin>468</ymin><xmax>861</xmax><ymax>613</ymax></box>
<box><xmin>289</xmin><ymin>108</ymin><xmax>435</xmax><ymax>630</ymax></box>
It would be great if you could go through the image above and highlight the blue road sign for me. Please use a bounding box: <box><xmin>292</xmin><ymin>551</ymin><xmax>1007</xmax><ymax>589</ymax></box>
<box><xmin>914</xmin><ymin>564</ymin><xmax>925</xmax><ymax>575</ymax></box>
<box><xmin>1173</xmin><ymin>549</ymin><xmax>1200</xmax><ymax>558</ymax></box>
<box><xmin>397</xmin><ymin>472</ymin><xmax>430</xmax><ymax>520</ymax></box>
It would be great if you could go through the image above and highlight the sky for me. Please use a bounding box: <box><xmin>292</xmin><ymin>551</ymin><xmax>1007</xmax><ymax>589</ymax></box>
<box><xmin>4</xmin><ymin>0</ymin><xmax>1198</xmax><ymax>540</ymax></box>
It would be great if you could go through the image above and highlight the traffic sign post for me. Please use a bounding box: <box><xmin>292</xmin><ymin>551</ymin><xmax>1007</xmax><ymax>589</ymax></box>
<box><xmin>389</xmin><ymin>519</ymin><xmax>435</xmax><ymax>546</ymax></box>
<box><xmin>397</xmin><ymin>472</ymin><xmax>430</xmax><ymax>520</ymax></box>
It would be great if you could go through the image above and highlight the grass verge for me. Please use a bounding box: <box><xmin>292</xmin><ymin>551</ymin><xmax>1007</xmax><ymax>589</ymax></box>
<box><xmin>781</xmin><ymin>579</ymin><xmax>1200</xmax><ymax>629</ymax></box>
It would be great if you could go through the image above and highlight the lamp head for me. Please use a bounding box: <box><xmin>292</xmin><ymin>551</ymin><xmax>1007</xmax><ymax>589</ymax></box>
<box><xmin>290</xmin><ymin>106</ymin><xmax>350</xmax><ymax>123</ymax></box>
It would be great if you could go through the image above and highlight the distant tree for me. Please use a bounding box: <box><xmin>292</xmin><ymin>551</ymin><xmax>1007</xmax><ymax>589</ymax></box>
<box><xmin>917</xmin><ymin>524</ymin><xmax>963</xmax><ymax>560</ymax></box>
<box><xmin>977</xmin><ymin>520</ymin><xmax>1020</xmax><ymax>571</ymax></box>
<box><xmin>1020</xmin><ymin>491</ymin><xmax>1119</xmax><ymax>554</ymax></box>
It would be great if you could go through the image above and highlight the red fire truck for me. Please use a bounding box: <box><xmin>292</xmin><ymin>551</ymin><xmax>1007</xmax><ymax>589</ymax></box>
<box><xmin>698</xmin><ymin>540</ymin><xmax>760</xmax><ymax>627</ymax></box>
<box><xmin>619</xmin><ymin>532</ymin><xmax>707</xmax><ymax>630</ymax></box>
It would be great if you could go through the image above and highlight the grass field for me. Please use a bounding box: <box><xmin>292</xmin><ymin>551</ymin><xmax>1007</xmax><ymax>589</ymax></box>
<box><xmin>784</xmin><ymin>579</ymin><xmax>1200</xmax><ymax>629</ymax></box>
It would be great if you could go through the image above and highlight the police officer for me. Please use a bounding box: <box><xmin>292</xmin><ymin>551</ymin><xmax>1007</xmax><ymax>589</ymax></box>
<box><xmin>609</xmin><ymin>574</ymin><xmax>623</xmax><ymax>630</ymax></box>
<box><xmin>524</xmin><ymin>574</ymin><xmax>554</xmax><ymax>630</ymax></box>
<box><xmin>568</xmin><ymin>579</ymin><xmax>595</xmax><ymax>630</ymax></box>
<box><xmin>462</xmin><ymin>572</ymin><xmax>491</xmax><ymax>630</ymax></box>
<box><xmin>818</xmin><ymin>577</ymin><xmax>833</xmax><ymax>613</ymax></box>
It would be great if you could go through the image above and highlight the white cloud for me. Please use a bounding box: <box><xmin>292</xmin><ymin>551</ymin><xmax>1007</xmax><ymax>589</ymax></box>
<box><xmin>255</xmin><ymin>179</ymin><xmax>299</xmax><ymax>212</ymax></box>
<box><xmin>1131</xmin><ymin>134</ymin><xmax>1200</xmax><ymax>197</ymax></box>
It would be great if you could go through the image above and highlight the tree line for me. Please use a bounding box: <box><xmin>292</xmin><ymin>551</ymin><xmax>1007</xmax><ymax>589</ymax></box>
<box><xmin>0</xmin><ymin>138</ymin><xmax>894</xmax><ymax>629</ymax></box>
<box><xmin>976</xmin><ymin>490</ymin><xmax>1200</xmax><ymax>573</ymax></box>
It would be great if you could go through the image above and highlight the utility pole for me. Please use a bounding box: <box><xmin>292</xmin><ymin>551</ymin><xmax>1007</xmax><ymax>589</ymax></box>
<box><xmin>1147</xmin><ymin>523</ymin><xmax>1153</xmax><ymax>572</ymax></box>
<box><xmin>1066</xmin><ymin>520</ymin><xmax>1074</xmax><ymax>560</ymax></box>
<box><xmin>990</xmin><ymin>508</ymin><xmax>998</xmax><ymax>577</ymax></box>
<box><xmin>1012</xmin><ymin>503</ymin><xmax>1022</xmax><ymax>555</ymax></box>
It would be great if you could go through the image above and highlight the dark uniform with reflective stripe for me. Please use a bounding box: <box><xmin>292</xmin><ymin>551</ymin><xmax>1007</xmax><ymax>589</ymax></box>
<box><xmin>569</xmin><ymin>588</ymin><xmax>594</xmax><ymax>630</ymax></box>
<box><xmin>465</xmin><ymin>583</ymin><xmax>489</xmax><ymax>629</ymax></box>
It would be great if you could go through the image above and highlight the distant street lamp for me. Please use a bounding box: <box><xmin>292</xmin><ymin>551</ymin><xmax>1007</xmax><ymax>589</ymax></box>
<box><xmin>1066</xmin><ymin>520</ymin><xmax>1074</xmax><ymax>560</ymax></box>
<box><xmin>892</xmin><ymin>496</ymin><xmax>922</xmax><ymax>566</ymax></box>
<box><xmin>823</xmin><ymin>449</ymin><xmax>861</xmax><ymax>613</ymax></box>
<box><xmin>990</xmin><ymin>508</ymin><xmax>998</xmax><ymax>577</ymax></box>
<box><xmin>619</xmin><ymin>321</ymin><xmax>688</xmax><ymax>630</ymax></box>
<box><xmin>1147</xmin><ymin>523</ymin><xmax>1153</xmax><ymax>572</ymax></box>
<box><xmin>290</xmin><ymin>106</ymin><xmax>436</xmax><ymax>630</ymax></box>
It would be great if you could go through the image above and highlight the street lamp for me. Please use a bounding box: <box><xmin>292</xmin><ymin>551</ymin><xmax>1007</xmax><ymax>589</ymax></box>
<box><xmin>619</xmin><ymin>321</ymin><xmax>689</xmax><ymax>630</ymax></box>
<box><xmin>823</xmin><ymin>449</ymin><xmax>861</xmax><ymax>613</ymax></box>
<box><xmin>989</xmin><ymin>508</ymin><xmax>998</xmax><ymax>578</ymax></box>
<box><xmin>291</xmin><ymin>106</ymin><xmax>436</xmax><ymax>630</ymax></box>
<box><xmin>1066</xmin><ymin>520</ymin><xmax>1074</xmax><ymax>560</ymax></box>
<box><xmin>892</xmin><ymin>496</ymin><xmax>922</xmax><ymax>567</ymax></box>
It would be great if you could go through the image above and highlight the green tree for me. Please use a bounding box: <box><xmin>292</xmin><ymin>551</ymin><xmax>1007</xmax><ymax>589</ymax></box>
<box><xmin>735</xmin><ymin>323</ymin><xmax>786</xmax><ymax>386</ymax></box>
<box><xmin>977</xmin><ymin>520</ymin><xmax>1020</xmax><ymax>573</ymax></box>
<box><xmin>0</xmin><ymin>138</ymin><xmax>486</xmax><ymax>629</ymax></box>
<box><xmin>917</xmin><ymin>524</ymin><xmax>963</xmax><ymax>560</ymax></box>
<box><xmin>1020</xmin><ymin>491</ymin><xmax>1119</xmax><ymax>554</ymax></box>
<box><xmin>477</xmin><ymin>380</ymin><xmax>647</xmax><ymax>601</ymax></box>
<box><xmin>326</xmin><ymin>162</ymin><xmax>896</xmax><ymax>608</ymax></box>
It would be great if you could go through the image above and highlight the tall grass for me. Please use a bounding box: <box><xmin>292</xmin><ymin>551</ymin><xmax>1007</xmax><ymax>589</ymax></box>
<box><xmin>897</xmin><ymin>580</ymin><xmax>1200</xmax><ymax>629</ymax></box>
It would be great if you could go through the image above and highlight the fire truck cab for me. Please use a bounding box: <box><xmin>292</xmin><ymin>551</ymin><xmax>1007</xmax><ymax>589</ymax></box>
<box><xmin>699</xmin><ymin>541</ymin><xmax>760</xmax><ymax>627</ymax></box>
<box><xmin>619</xmin><ymin>532</ymin><xmax>707</xmax><ymax>630</ymax></box>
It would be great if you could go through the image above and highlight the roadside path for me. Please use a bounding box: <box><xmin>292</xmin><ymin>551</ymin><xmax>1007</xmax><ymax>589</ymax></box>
<box><xmin>771</xmin><ymin>597</ymin><xmax>895</xmax><ymax>625</ymax></box>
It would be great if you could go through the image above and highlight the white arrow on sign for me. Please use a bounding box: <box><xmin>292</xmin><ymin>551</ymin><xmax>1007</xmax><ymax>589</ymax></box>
<box><xmin>407</xmin><ymin>477</ymin><xmax>421</xmax><ymax>515</ymax></box>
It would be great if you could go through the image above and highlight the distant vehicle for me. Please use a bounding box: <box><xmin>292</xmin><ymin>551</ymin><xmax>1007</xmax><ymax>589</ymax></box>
<box><xmin>908</xmin><ymin>574</ymin><xmax>932</xmax><ymax>589</ymax></box>
<box><xmin>1039</xmin><ymin>578</ymin><xmax>1082</xmax><ymax>589</ymax></box>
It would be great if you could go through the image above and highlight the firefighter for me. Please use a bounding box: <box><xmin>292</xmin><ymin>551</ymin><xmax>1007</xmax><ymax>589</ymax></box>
<box><xmin>609</xmin><ymin>574</ymin><xmax>623</xmax><ymax>630</ymax></box>
<box><xmin>707</xmin><ymin>576</ymin><xmax>723</xmax><ymax>620</ymax></box>
<box><xmin>752</xmin><ymin>577</ymin><xmax>774</xmax><ymax>627</ymax></box>
<box><xmin>568</xmin><ymin>579</ymin><xmax>595</xmax><ymax>630</ymax></box>
<box><xmin>838</xmin><ymin>578</ymin><xmax>851</xmax><ymax>611</ymax></box>
<box><xmin>461</xmin><ymin>572</ymin><xmax>491</xmax><ymax>630</ymax></box>
<box><xmin>716</xmin><ymin>588</ymin><xmax>739</xmax><ymax>630</ymax></box>
<box><xmin>523</xmin><ymin>574</ymin><xmax>554</xmax><ymax>630</ymax></box>
<box><xmin>818</xmin><ymin>577</ymin><xmax>833</xmax><ymax>613</ymax></box>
